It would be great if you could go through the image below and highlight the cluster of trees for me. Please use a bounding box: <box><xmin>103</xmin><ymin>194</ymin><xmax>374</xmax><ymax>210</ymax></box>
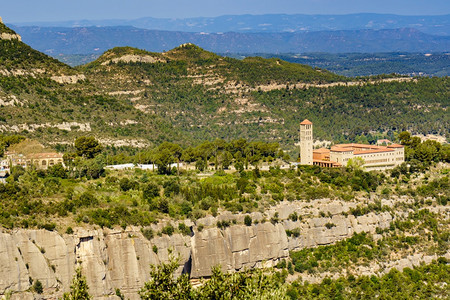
<box><xmin>253</xmin><ymin>77</ymin><xmax>449</xmax><ymax>145</ymax></box>
<box><xmin>287</xmin><ymin>258</ymin><xmax>449</xmax><ymax>299</ymax></box>
<box><xmin>399</xmin><ymin>131</ymin><xmax>449</xmax><ymax>164</ymax></box>
<box><xmin>131</xmin><ymin>139</ymin><xmax>287</xmax><ymax>175</ymax></box>
<box><xmin>0</xmin><ymin>134</ymin><xmax>25</xmax><ymax>156</ymax></box>
<box><xmin>390</xmin><ymin>131</ymin><xmax>450</xmax><ymax>177</ymax></box>
<box><xmin>140</xmin><ymin>254</ymin><xmax>288</xmax><ymax>300</ymax></box>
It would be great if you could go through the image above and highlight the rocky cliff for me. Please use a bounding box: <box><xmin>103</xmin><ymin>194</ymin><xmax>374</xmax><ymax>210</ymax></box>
<box><xmin>0</xmin><ymin>200</ymin><xmax>393</xmax><ymax>299</ymax></box>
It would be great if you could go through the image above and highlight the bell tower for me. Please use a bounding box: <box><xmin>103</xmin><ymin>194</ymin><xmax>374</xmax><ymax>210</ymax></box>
<box><xmin>300</xmin><ymin>119</ymin><xmax>313</xmax><ymax>165</ymax></box>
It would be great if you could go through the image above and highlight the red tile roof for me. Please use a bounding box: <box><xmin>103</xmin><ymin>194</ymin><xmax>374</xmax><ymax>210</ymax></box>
<box><xmin>387</xmin><ymin>144</ymin><xmax>404</xmax><ymax>148</ymax></box>
<box><xmin>354</xmin><ymin>149</ymin><xmax>394</xmax><ymax>154</ymax></box>
<box><xmin>330</xmin><ymin>147</ymin><xmax>354</xmax><ymax>152</ymax></box>
<box><xmin>26</xmin><ymin>153</ymin><xmax>63</xmax><ymax>159</ymax></box>
<box><xmin>313</xmin><ymin>148</ymin><xmax>330</xmax><ymax>153</ymax></box>
<box><xmin>300</xmin><ymin>119</ymin><xmax>312</xmax><ymax>125</ymax></box>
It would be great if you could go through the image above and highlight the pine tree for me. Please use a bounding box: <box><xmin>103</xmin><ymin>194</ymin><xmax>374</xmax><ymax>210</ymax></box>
<box><xmin>62</xmin><ymin>267</ymin><xmax>91</xmax><ymax>300</ymax></box>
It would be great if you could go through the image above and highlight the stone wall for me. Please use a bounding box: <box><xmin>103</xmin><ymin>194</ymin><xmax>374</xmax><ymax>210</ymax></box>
<box><xmin>0</xmin><ymin>202</ymin><xmax>393</xmax><ymax>299</ymax></box>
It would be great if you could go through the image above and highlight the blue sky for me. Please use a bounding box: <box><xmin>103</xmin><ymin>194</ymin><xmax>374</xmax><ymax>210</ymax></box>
<box><xmin>2</xmin><ymin>0</ymin><xmax>450</xmax><ymax>23</ymax></box>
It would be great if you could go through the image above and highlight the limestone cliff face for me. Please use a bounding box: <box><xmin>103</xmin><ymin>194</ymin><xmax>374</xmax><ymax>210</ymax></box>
<box><xmin>0</xmin><ymin>204</ymin><xmax>392</xmax><ymax>299</ymax></box>
<box><xmin>191</xmin><ymin>222</ymin><xmax>289</xmax><ymax>278</ymax></box>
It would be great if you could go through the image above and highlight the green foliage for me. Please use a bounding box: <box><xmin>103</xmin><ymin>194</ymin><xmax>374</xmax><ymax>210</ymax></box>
<box><xmin>141</xmin><ymin>227</ymin><xmax>154</xmax><ymax>240</ymax></box>
<box><xmin>178</xmin><ymin>223</ymin><xmax>191</xmax><ymax>236</ymax></box>
<box><xmin>0</xmin><ymin>134</ymin><xmax>25</xmax><ymax>156</ymax></box>
<box><xmin>63</xmin><ymin>267</ymin><xmax>91</xmax><ymax>300</ymax></box>
<box><xmin>244</xmin><ymin>215</ymin><xmax>252</xmax><ymax>226</ymax></box>
<box><xmin>140</xmin><ymin>254</ymin><xmax>288</xmax><ymax>300</ymax></box>
<box><xmin>139</xmin><ymin>254</ymin><xmax>192</xmax><ymax>300</ymax></box>
<box><xmin>161</xmin><ymin>224</ymin><xmax>175</xmax><ymax>236</ymax></box>
<box><xmin>287</xmin><ymin>259</ymin><xmax>449</xmax><ymax>299</ymax></box>
<box><xmin>32</xmin><ymin>279</ymin><xmax>43</xmax><ymax>294</ymax></box>
<box><xmin>142</xmin><ymin>183</ymin><xmax>160</xmax><ymax>202</ymax></box>
<box><xmin>196</xmin><ymin>266</ymin><xmax>288</xmax><ymax>300</ymax></box>
<box><xmin>47</xmin><ymin>163</ymin><xmax>67</xmax><ymax>178</ymax></box>
<box><xmin>119</xmin><ymin>177</ymin><xmax>139</xmax><ymax>192</ymax></box>
<box><xmin>75</xmin><ymin>137</ymin><xmax>103</xmax><ymax>159</ymax></box>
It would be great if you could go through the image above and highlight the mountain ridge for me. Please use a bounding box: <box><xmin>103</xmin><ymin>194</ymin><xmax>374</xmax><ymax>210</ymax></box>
<box><xmin>11</xmin><ymin>25</ymin><xmax>450</xmax><ymax>56</ymax></box>
<box><xmin>10</xmin><ymin>13</ymin><xmax>450</xmax><ymax>36</ymax></box>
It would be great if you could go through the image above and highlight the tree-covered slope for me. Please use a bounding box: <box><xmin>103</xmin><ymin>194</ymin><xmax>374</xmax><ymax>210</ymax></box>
<box><xmin>0</xmin><ymin>21</ymin><xmax>449</xmax><ymax>149</ymax></box>
<box><xmin>80</xmin><ymin>44</ymin><xmax>449</xmax><ymax>149</ymax></box>
<box><xmin>0</xmin><ymin>25</ymin><xmax>182</xmax><ymax>146</ymax></box>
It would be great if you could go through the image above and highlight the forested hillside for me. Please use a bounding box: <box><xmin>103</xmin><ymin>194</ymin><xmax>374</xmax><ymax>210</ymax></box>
<box><xmin>0</xmin><ymin>22</ymin><xmax>449</xmax><ymax>151</ymax></box>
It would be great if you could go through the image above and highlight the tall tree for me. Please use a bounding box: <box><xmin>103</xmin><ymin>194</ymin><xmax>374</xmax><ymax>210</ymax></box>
<box><xmin>74</xmin><ymin>137</ymin><xmax>102</xmax><ymax>159</ymax></box>
<box><xmin>63</xmin><ymin>267</ymin><xmax>91</xmax><ymax>300</ymax></box>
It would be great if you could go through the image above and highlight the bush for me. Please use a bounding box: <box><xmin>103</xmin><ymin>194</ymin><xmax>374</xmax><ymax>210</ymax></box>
<box><xmin>78</xmin><ymin>191</ymin><xmax>98</xmax><ymax>207</ymax></box>
<box><xmin>161</xmin><ymin>224</ymin><xmax>174</xmax><ymax>236</ymax></box>
<box><xmin>325</xmin><ymin>222</ymin><xmax>336</xmax><ymax>229</ymax></box>
<box><xmin>47</xmin><ymin>163</ymin><xmax>67</xmax><ymax>178</ymax></box>
<box><xmin>289</xmin><ymin>212</ymin><xmax>299</xmax><ymax>222</ymax></box>
<box><xmin>163</xmin><ymin>179</ymin><xmax>180</xmax><ymax>197</ymax></box>
<box><xmin>141</xmin><ymin>228</ymin><xmax>154</xmax><ymax>240</ymax></box>
<box><xmin>178</xmin><ymin>223</ymin><xmax>191</xmax><ymax>236</ymax></box>
<box><xmin>119</xmin><ymin>178</ymin><xmax>138</xmax><ymax>192</ymax></box>
<box><xmin>244</xmin><ymin>215</ymin><xmax>252</xmax><ymax>226</ymax></box>
<box><xmin>33</xmin><ymin>279</ymin><xmax>43</xmax><ymax>294</ymax></box>
<box><xmin>217</xmin><ymin>220</ymin><xmax>231</xmax><ymax>229</ymax></box>
<box><xmin>40</xmin><ymin>222</ymin><xmax>56</xmax><ymax>231</ymax></box>
<box><xmin>158</xmin><ymin>198</ymin><xmax>169</xmax><ymax>214</ymax></box>
<box><xmin>143</xmin><ymin>183</ymin><xmax>160</xmax><ymax>201</ymax></box>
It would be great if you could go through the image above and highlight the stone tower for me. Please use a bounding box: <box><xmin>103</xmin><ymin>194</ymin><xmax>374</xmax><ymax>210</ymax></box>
<box><xmin>300</xmin><ymin>119</ymin><xmax>313</xmax><ymax>165</ymax></box>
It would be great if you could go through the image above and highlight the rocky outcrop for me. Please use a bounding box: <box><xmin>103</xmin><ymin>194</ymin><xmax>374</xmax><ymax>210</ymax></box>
<box><xmin>0</xmin><ymin>33</ymin><xmax>22</xmax><ymax>41</ymax></box>
<box><xmin>0</xmin><ymin>122</ymin><xmax>91</xmax><ymax>133</ymax></box>
<box><xmin>51</xmin><ymin>74</ymin><xmax>86</xmax><ymax>84</ymax></box>
<box><xmin>191</xmin><ymin>222</ymin><xmax>288</xmax><ymax>277</ymax></box>
<box><xmin>0</xmin><ymin>202</ymin><xmax>394</xmax><ymax>299</ymax></box>
<box><xmin>285</xmin><ymin>212</ymin><xmax>392</xmax><ymax>251</ymax></box>
<box><xmin>101</xmin><ymin>55</ymin><xmax>166</xmax><ymax>65</ymax></box>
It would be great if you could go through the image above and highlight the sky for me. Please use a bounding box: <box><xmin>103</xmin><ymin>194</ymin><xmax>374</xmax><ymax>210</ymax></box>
<box><xmin>2</xmin><ymin>0</ymin><xmax>450</xmax><ymax>23</ymax></box>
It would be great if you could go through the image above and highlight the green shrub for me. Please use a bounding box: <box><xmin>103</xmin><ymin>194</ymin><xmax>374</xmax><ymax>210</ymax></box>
<box><xmin>141</xmin><ymin>228</ymin><xmax>154</xmax><ymax>240</ymax></box>
<box><xmin>143</xmin><ymin>183</ymin><xmax>160</xmax><ymax>201</ymax></box>
<box><xmin>325</xmin><ymin>222</ymin><xmax>336</xmax><ymax>229</ymax></box>
<box><xmin>178</xmin><ymin>223</ymin><xmax>191</xmax><ymax>236</ymax></box>
<box><xmin>161</xmin><ymin>224</ymin><xmax>174</xmax><ymax>236</ymax></box>
<box><xmin>289</xmin><ymin>212</ymin><xmax>299</xmax><ymax>222</ymax></box>
<box><xmin>244</xmin><ymin>215</ymin><xmax>252</xmax><ymax>226</ymax></box>
<box><xmin>33</xmin><ymin>279</ymin><xmax>43</xmax><ymax>294</ymax></box>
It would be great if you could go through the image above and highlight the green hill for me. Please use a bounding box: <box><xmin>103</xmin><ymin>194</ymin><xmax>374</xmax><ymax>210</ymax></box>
<box><xmin>0</xmin><ymin>21</ymin><xmax>448</xmax><ymax>150</ymax></box>
<box><xmin>0</xmin><ymin>28</ymin><xmax>181</xmax><ymax>147</ymax></box>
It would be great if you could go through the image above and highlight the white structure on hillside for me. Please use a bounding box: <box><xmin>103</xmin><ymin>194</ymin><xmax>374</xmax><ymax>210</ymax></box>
<box><xmin>299</xmin><ymin>119</ymin><xmax>313</xmax><ymax>165</ymax></box>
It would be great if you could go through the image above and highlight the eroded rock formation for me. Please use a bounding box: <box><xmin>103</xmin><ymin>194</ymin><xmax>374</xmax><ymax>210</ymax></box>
<box><xmin>0</xmin><ymin>202</ymin><xmax>394</xmax><ymax>299</ymax></box>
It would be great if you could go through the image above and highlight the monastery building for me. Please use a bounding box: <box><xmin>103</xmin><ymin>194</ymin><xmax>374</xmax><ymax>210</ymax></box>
<box><xmin>300</xmin><ymin>119</ymin><xmax>404</xmax><ymax>171</ymax></box>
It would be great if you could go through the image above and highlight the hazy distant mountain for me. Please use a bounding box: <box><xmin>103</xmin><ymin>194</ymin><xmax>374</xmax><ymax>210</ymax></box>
<box><xmin>12</xmin><ymin>13</ymin><xmax>450</xmax><ymax>36</ymax></box>
<box><xmin>12</xmin><ymin>25</ymin><xmax>450</xmax><ymax>55</ymax></box>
